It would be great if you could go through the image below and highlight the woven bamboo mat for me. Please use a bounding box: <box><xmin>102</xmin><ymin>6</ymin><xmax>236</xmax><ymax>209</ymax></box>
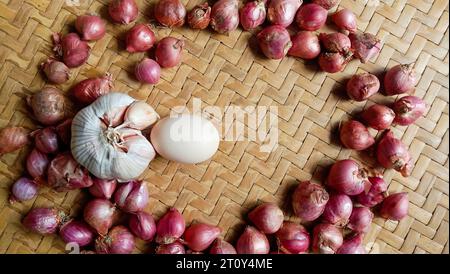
<box><xmin>0</xmin><ymin>0</ymin><xmax>448</xmax><ymax>254</ymax></box>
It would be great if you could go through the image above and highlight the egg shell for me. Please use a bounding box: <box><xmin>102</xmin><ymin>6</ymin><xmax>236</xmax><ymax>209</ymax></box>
<box><xmin>150</xmin><ymin>114</ymin><xmax>220</xmax><ymax>164</ymax></box>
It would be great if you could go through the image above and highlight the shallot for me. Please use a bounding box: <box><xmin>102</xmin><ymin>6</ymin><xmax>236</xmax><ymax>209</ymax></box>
<box><xmin>156</xmin><ymin>241</ymin><xmax>185</xmax><ymax>254</ymax></box>
<box><xmin>257</xmin><ymin>25</ymin><xmax>292</xmax><ymax>59</ymax></box>
<box><xmin>26</xmin><ymin>149</ymin><xmax>49</xmax><ymax>179</ymax></box>
<box><xmin>125</xmin><ymin>24</ymin><xmax>156</xmax><ymax>53</ymax></box>
<box><xmin>380</xmin><ymin>192</ymin><xmax>409</xmax><ymax>221</ymax></box>
<box><xmin>322</xmin><ymin>194</ymin><xmax>353</xmax><ymax>226</ymax></box>
<box><xmin>129</xmin><ymin>211</ymin><xmax>156</xmax><ymax>241</ymax></box>
<box><xmin>267</xmin><ymin>0</ymin><xmax>302</xmax><ymax>27</ymax></box>
<box><xmin>187</xmin><ymin>3</ymin><xmax>211</xmax><ymax>30</ymax></box>
<box><xmin>9</xmin><ymin>177</ymin><xmax>38</xmax><ymax>203</ymax></box>
<box><xmin>23</xmin><ymin>207</ymin><xmax>66</xmax><ymax>235</ymax></box>
<box><xmin>337</xmin><ymin>233</ymin><xmax>366</xmax><ymax>254</ymax></box>
<box><xmin>53</xmin><ymin>33</ymin><xmax>90</xmax><ymax>68</ymax></box>
<box><xmin>312</xmin><ymin>0</ymin><xmax>339</xmax><ymax>10</ymax></box>
<box><xmin>47</xmin><ymin>152</ymin><xmax>93</xmax><ymax>192</ymax></box>
<box><xmin>55</xmin><ymin>119</ymin><xmax>72</xmax><ymax>146</ymax></box>
<box><xmin>34</xmin><ymin>127</ymin><xmax>59</xmax><ymax>154</ymax></box>
<box><xmin>349</xmin><ymin>32</ymin><xmax>381</xmax><ymax>63</ymax></box>
<box><xmin>96</xmin><ymin>225</ymin><xmax>135</xmax><ymax>254</ymax></box>
<box><xmin>392</xmin><ymin>96</ymin><xmax>426</xmax><ymax>126</ymax></box>
<box><xmin>108</xmin><ymin>0</ymin><xmax>138</xmax><ymax>24</ymax></box>
<box><xmin>312</xmin><ymin>223</ymin><xmax>343</xmax><ymax>254</ymax></box>
<box><xmin>384</xmin><ymin>64</ymin><xmax>417</xmax><ymax>95</ymax></box>
<box><xmin>114</xmin><ymin>180</ymin><xmax>149</xmax><ymax>213</ymax></box>
<box><xmin>59</xmin><ymin>220</ymin><xmax>95</xmax><ymax>247</ymax></box>
<box><xmin>239</xmin><ymin>1</ymin><xmax>266</xmax><ymax>31</ymax></box>
<box><xmin>288</xmin><ymin>31</ymin><xmax>321</xmax><ymax>59</ymax></box>
<box><xmin>327</xmin><ymin>159</ymin><xmax>369</xmax><ymax>196</ymax></box>
<box><xmin>332</xmin><ymin>9</ymin><xmax>357</xmax><ymax>33</ymax></box>
<box><xmin>41</xmin><ymin>58</ymin><xmax>70</xmax><ymax>84</ymax></box>
<box><xmin>88</xmin><ymin>178</ymin><xmax>117</xmax><ymax>199</ymax></box>
<box><xmin>209</xmin><ymin>239</ymin><xmax>237</xmax><ymax>254</ymax></box>
<box><xmin>346</xmin><ymin>73</ymin><xmax>380</xmax><ymax>101</ymax></box>
<box><xmin>356</xmin><ymin>176</ymin><xmax>388</xmax><ymax>207</ymax></box>
<box><xmin>347</xmin><ymin>207</ymin><xmax>373</xmax><ymax>233</ymax></box>
<box><xmin>183</xmin><ymin>223</ymin><xmax>221</xmax><ymax>252</ymax></box>
<box><xmin>135</xmin><ymin>58</ymin><xmax>161</xmax><ymax>84</ymax></box>
<box><xmin>275</xmin><ymin>221</ymin><xmax>310</xmax><ymax>254</ymax></box>
<box><xmin>339</xmin><ymin>120</ymin><xmax>375</xmax><ymax>150</ymax></box>
<box><xmin>154</xmin><ymin>0</ymin><xmax>186</xmax><ymax>27</ymax></box>
<box><xmin>27</xmin><ymin>87</ymin><xmax>66</xmax><ymax>126</ymax></box>
<box><xmin>210</xmin><ymin>0</ymin><xmax>239</xmax><ymax>34</ymax></box>
<box><xmin>319</xmin><ymin>32</ymin><xmax>352</xmax><ymax>54</ymax></box>
<box><xmin>248</xmin><ymin>203</ymin><xmax>284</xmax><ymax>234</ymax></box>
<box><xmin>292</xmin><ymin>181</ymin><xmax>329</xmax><ymax>222</ymax></box>
<box><xmin>376</xmin><ymin>130</ymin><xmax>413</xmax><ymax>177</ymax></box>
<box><xmin>295</xmin><ymin>4</ymin><xmax>327</xmax><ymax>31</ymax></box>
<box><xmin>72</xmin><ymin>74</ymin><xmax>113</xmax><ymax>105</ymax></box>
<box><xmin>156</xmin><ymin>208</ymin><xmax>186</xmax><ymax>244</ymax></box>
<box><xmin>318</xmin><ymin>52</ymin><xmax>351</xmax><ymax>73</ymax></box>
<box><xmin>0</xmin><ymin>127</ymin><xmax>30</xmax><ymax>156</ymax></box>
<box><xmin>84</xmin><ymin>198</ymin><xmax>116</xmax><ymax>235</ymax></box>
<box><xmin>361</xmin><ymin>104</ymin><xmax>395</xmax><ymax>130</ymax></box>
<box><xmin>155</xmin><ymin>37</ymin><xmax>184</xmax><ymax>68</ymax></box>
<box><xmin>75</xmin><ymin>14</ymin><xmax>106</xmax><ymax>41</ymax></box>
<box><xmin>236</xmin><ymin>226</ymin><xmax>270</xmax><ymax>254</ymax></box>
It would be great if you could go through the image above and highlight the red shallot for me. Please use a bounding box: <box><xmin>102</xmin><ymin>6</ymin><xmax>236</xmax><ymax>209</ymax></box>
<box><xmin>312</xmin><ymin>223</ymin><xmax>343</xmax><ymax>254</ymax></box>
<box><xmin>312</xmin><ymin>0</ymin><xmax>339</xmax><ymax>10</ymax></box>
<box><xmin>59</xmin><ymin>220</ymin><xmax>95</xmax><ymax>247</ymax></box>
<box><xmin>53</xmin><ymin>33</ymin><xmax>90</xmax><ymax>68</ymax></box>
<box><xmin>154</xmin><ymin>0</ymin><xmax>186</xmax><ymax>27</ymax></box>
<box><xmin>392</xmin><ymin>96</ymin><xmax>426</xmax><ymax>126</ymax></box>
<box><xmin>183</xmin><ymin>223</ymin><xmax>221</xmax><ymax>252</ymax></box>
<box><xmin>322</xmin><ymin>194</ymin><xmax>353</xmax><ymax>226</ymax></box>
<box><xmin>88</xmin><ymin>178</ymin><xmax>117</xmax><ymax>199</ymax></box>
<box><xmin>380</xmin><ymin>192</ymin><xmax>409</xmax><ymax>221</ymax></box>
<box><xmin>26</xmin><ymin>148</ymin><xmax>49</xmax><ymax>179</ymax></box>
<box><xmin>156</xmin><ymin>208</ymin><xmax>186</xmax><ymax>244</ymax></box>
<box><xmin>275</xmin><ymin>221</ymin><xmax>310</xmax><ymax>254</ymax></box>
<box><xmin>34</xmin><ymin>127</ymin><xmax>59</xmax><ymax>154</ymax></box>
<box><xmin>135</xmin><ymin>58</ymin><xmax>161</xmax><ymax>84</ymax></box>
<box><xmin>267</xmin><ymin>0</ymin><xmax>302</xmax><ymax>27</ymax></box>
<box><xmin>0</xmin><ymin>126</ymin><xmax>30</xmax><ymax>156</ymax></box>
<box><xmin>84</xmin><ymin>198</ymin><xmax>116</xmax><ymax>235</ymax></box>
<box><xmin>108</xmin><ymin>0</ymin><xmax>138</xmax><ymax>24</ymax></box>
<box><xmin>72</xmin><ymin>74</ymin><xmax>113</xmax><ymax>105</ymax></box>
<box><xmin>349</xmin><ymin>32</ymin><xmax>381</xmax><ymax>63</ymax></box>
<box><xmin>356</xmin><ymin>176</ymin><xmax>388</xmax><ymax>207</ymax></box>
<box><xmin>55</xmin><ymin>118</ymin><xmax>72</xmax><ymax>145</ymax></box>
<box><xmin>361</xmin><ymin>104</ymin><xmax>395</xmax><ymax>130</ymax></box>
<box><xmin>376</xmin><ymin>130</ymin><xmax>413</xmax><ymax>177</ymax></box>
<box><xmin>75</xmin><ymin>14</ymin><xmax>106</xmax><ymax>41</ymax></box>
<box><xmin>9</xmin><ymin>177</ymin><xmax>38</xmax><ymax>203</ymax></box>
<box><xmin>295</xmin><ymin>4</ymin><xmax>327</xmax><ymax>31</ymax></box>
<box><xmin>236</xmin><ymin>226</ymin><xmax>270</xmax><ymax>254</ymax></box>
<box><xmin>155</xmin><ymin>37</ymin><xmax>184</xmax><ymax>68</ymax></box>
<box><xmin>292</xmin><ymin>181</ymin><xmax>329</xmax><ymax>221</ymax></box>
<box><xmin>347</xmin><ymin>207</ymin><xmax>373</xmax><ymax>233</ymax></box>
<box><xmin>332</xmin><ymin>9</ymin><xmax>357</xmax><ymax>33</ymax></box>
<box><xmin>257</xmin><ymin>25</ymin><xmax>292</xmax><ymax>59</ymax></box>
<box><xmin>248</xmin><ymin>203</ymin><xmax>284</xmax><ymax>234</ymax></box>
<box><xmin>384</xmin><ymin>64</ymin><xmax>417</xmax><ymax>95</ymax></box>
<box><xmin>336</xmin><ymin>233</ymin><xmax>366</xmax><ymax>254</ymax></box>
<box><xmin>210</xmin><ymin>0</ymin><xmax>240</xmax><ymax>34</ymax></box>
<box><xmin>319</xmin><ymin>32</ymin><xmax>352</xmax><ymax>54</ymax></box>
<box><xmin>23</xmin><ymin>207</ymin><xmax>66</xmax><ymax>235</ymax></box>
<box><xmin>156</xmin><ymin>241</ymin><xmax>185</xmax><ymax>254</ymax></box>
<box><xmin>41</xmin><ymin>58</ymin><xmax>70</xmax><ymax>84</ymax></box>
<box><xmin>239</xmin><ymin>1</ymin><xmax>266</xmax><ymax>31</ymax></box>
<box><xmin>346</xmin><ymin>73</ymin><xmax>380</xmax><ymax>101</ymax></box>
<box><xmin>187</xmin><ymin>3</ymin><xmax>211</xmax><ymax>30</ymax></box>
<box><xmin>47</xmin><ymin>152</ymin><xmax>93</xmax><ymax>192</ymax></box>
<box><xmin>95</xmin><ymin>225</ymin><xmax>135</xmax><ymax>254</ymax></box>
<box><xmin>209</xmin><ymin>239</ymin><xmax>237</xmax><ymax>254</ymax></box>
<box><xmin>339</xmin><ymin>120</ymin><xmax>375</xmax><ymax>150</ymax></box>
<box><xmin>288</xmin><ymin>31</ymin><xmax>321</xmax><ymax>59</ymax></box>
<box><xmin>129</xmin><ymin>211</ymin><xmax>156</xmax><ymax>241</ymax></box>
<box><xmin>125</xmin><ymin>24</ymin><xmax>156</xmax><ymax>53</ymax></box>
<box><xmin>27</xmin><ymin>87</ymin><xmax>66</xmax><ymax>126</ymax></box>
<box><xmin>327</xmin><ymin>159</ymin><xmax>369</xmax><ymax>196</ymax></box>
<box><xmin>318</xmin><ymin>52</ymin><xmax>351</xmax><ymax>73</ymax></box>
<box><xmin>114</xmin><ymin>180</ymin><xmax>149</xmax><ymax>213</ymax></box>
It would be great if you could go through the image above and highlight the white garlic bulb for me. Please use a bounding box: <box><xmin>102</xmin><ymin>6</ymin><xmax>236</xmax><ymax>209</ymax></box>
<box><xmin>71</xmin><ymin>92</ymin><xmax>157</xmax><ymax>182</ymax></box>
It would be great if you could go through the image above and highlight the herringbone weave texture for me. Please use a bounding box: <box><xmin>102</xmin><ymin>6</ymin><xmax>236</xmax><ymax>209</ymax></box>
<box><xmin>0</xmin><ymin>0</ymin><xmax>448</xmax><ymax>254</ymax></box>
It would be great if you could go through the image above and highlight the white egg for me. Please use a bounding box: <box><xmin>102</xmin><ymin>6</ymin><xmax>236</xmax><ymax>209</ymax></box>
<box><xmin>150</xmin><ymin>114</ymin><xmax>220</xmax><ymax>164</ymax></box>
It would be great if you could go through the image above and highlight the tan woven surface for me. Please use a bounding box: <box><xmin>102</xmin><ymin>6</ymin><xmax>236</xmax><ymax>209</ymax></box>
<box><xmin>0</xmin><ymin>0</ymin><xmax>448</xmax><ymax>254</ymax></box>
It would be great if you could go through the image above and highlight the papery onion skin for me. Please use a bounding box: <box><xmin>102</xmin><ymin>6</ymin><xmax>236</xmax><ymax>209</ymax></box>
<box><xmin>75</xmin><ymin>15</ymin><xmax>106</xmax><ymax>41</ymax></box>
<box><xmin>114</xmin><ymin>180</ymin><xmax>149</xmax><ymax>213</ymax></box>
<box><xmin>248</xmin><ymin>203</ymin><xmax>284</xmax><ymax>234</ymax></box>
<box><xmin>0</xmin><ymin>127</ymin><xmax>30</xmax><ymax>156</ymax></box>
<box><xmin>275</xmin><ymin>221</ymin><xmax>310</xmax><ymax>254</ymax></box>
<box><xmin>183</xmin><ymin>223</ymin><xmax>221</xmax><ymax>252</ymax></box>
<box><xmin>356</xmin><ymin>176</ymin><xmax>388</xmax><ymax>208</ymax></box>
<box><xmin>336</xmin><ymin>233</ymin><xmax>366</xmax><ymax>254</ymax></box>
<box><xmin>187</xmin><ymin>3</ymin><xmax>211</xmax><ymax>29</ymax></box>
<box><xmin>380</xmin><ymin>192</ymin><xmax>409</xmax><ymax>221</ymax></box>
<box><xmin>392</xmin><ymin>96</ymin><xmax>426</xmax><ymax>126</ymax></box>
<box><xmin>349</xmin><ymin>32</ymin><xmax>381</xmax><ymax>63</ymax></box>
<box><xmin>267</xmin><ymin>0</ymin><xmax>302</xmax><ymax>27</ymax></box>
<box><xmin>210</xmin><ymin>0</ymin><xmax>239</xmax><ymax>34</ymax></box>
<box><xmin>72</xmin><ymin>74</ymin><xmax>113</xmax><ymax>105</ymax></box>
<box><xmin>95</xmin><ymin>225</ymin><xmax>135</xmax><ymax>254</ymax></box>
<box><xmin>27</xmin><ymin>87</ymin><xmax>66</xmax><ymax>126</ymax></box>
<box><xmin>59</xmin><ymin>220</ymin><xmax>95</xmax><ymax>247</ymax></box>
<box><xmin>361</xmin><ymin>104</ymin><xmax>395</xmax><ymax>130</ymax></box>
<box><xmin>209</xmin><ymin>239</ymin><xmax>237</xmax><ymax>254</ymax></box>
<box><xmin>257</xmin><ymin>25</ymin><xmax>292</xmax><ymax>59</ymax></box>
<box><xmin>318</xmin><ymin>52</ymin><xmax>351</xmax><ymax>73</ymax></box>
<box><xmin>55</xmin><ymin>119</ymin><xmax>72</xmax><ymax>146</ymax></box>
<box><xmin>9</xmin><ymin>177</ymin><xmax>38</xmax><ymax>203</ymax></box>
<box><xmin>292</xmin><ymin>181</ymin><xmax>329</xmax><ymax>221</ymax></box>
<box><xmin>108</xmin><ymin>0</ymin><xmax>138</xmax><ymax>24</ymax></box>
<box><xmin>88</xmin><ymin>178</ymin><xmax>117</xmax><ymax>199</ymax></box>
<box><xmin>129</xmin><ymin>211</ymin><xmax>156</xmax><ymax>241</ymax></box>
<box><xmin>332</xmin><ymin>9</ymin><xmax>357</xmax><ymax>33</ymax></box>
<box><xmin>288</xmin><ymin>31</ymin><xmax>321</xmax><ymax>59</ymax></box>
<box><xmin>83</xmin><ymin>199</ymin><xmax>116</xmax><ymax>236</ymax></box>
<box><xmin>327</xmin><ymin>159</ymin><xmax>369</xmax><ymax>196</ymax></box>
<box><xmin>322</xmin><ymin>194</ymin><xmax>353</xmax><ymax>227</ymax></box>
<box><xmin>156</xmin><ymin>241</ymin><xmax>186</xmax><ymax>254</ymax></box>
<box><xmin>347</xmin><ymin>207</ymin><xmax>373</xmax><ymax>233</ymax></box>
<box><xmin>340</xmin><ymin>120</ymin><xmax>375</xmax><ymax>151</ymax></box>
<box><xmin>34</xmin><ymin>127</ymin><xmax>59</xmax><ymax>154</ymax></box>
<box><xmin>156</xmin><ymin>208</ymin><xmax>186</xmax><ymax>244</ymax></box>
<box><xmin>47</xmin><ymin>152</ymin><xmax>93</xmax><ymax>192</ymax></box>
<box><xmin>154</xmin><ymin>0</ymin><xmax>186</xmax><ymax>27</ymax></box>
<box><xmin>346</xmin><ymin>73</ymin><xmax>380</xmax><ymax>101</ymax></box>
<box><xmin>125</xmin><ymin>24</ymin><xmax>156</xmax><ymax>53</ymax></box>
<box><xmin>22</xmin><ymin>207</ymin><xmax>66</xmax><ymax>235</ymax></box>
<box><xmin>53</xmin><ymin>33</ymin><xmax>90</xmax><ymax>68</ymax></box>
<box><xmin>312</xmin><ymin>0</ymin><xmax>339</xmax><ymax>10</ymax></box>
<box><xmin>319</xmin><ymin>32</ymin><xmax>352</xmax><ymax>54</ymax></box>
<box><xmin>384</xmin><ymin>64</ymin><xmax>417</xmax><ymax>95</ymax></box>
<box><xmin>41</xmin><ymin>58</ymin><xmax>70</xmax><ymax>84</ymax></box>
<box><xmin>295</xmin><ymin>4</ymin><xmax>327</xmax><ymax>31</ymax></box>
<box><xmin>135</xmin><ymin>58</ymin><xmax>161</xmax><ymax>84</ymax></box>
<box><xmin>239</xmin><ymin>1</ymin><xmax>266</xmax><ymax>31</ymax></box>
<box><xmin>26</xmin><ymin>148</ymin><xmax>49</xmax><ymax>179</ymax></box>
<box><xmin>376</xmin><ymin>130</ymin><xmax>413</xmax><ymax>177</ymax></box>
<box><xmin>236</xmin><ymin>226</ymin><xmax>270</xmax><ymax>254</ymax></box>
<box><xmin>155</xmin><ymin>37</ymin><xmax>184</xmax><ymax>68</ymax></box>
<box><xmin>312</xmin><ymin>223</ymin><xmax>343</xmax><ymax>254</ymax></box>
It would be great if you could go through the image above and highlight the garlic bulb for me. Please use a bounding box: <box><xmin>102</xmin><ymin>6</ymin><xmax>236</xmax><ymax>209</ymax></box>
<box><xmin>71</xmin><ymin>92</ymin><xmax>157</xmax><ymax>182</ymax></box>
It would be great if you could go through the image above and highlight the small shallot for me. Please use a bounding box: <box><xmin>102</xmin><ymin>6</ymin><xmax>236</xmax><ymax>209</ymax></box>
<box><xmin>156</xmin><ymin>208</ymin><xmax>186</xmax><ymax>244</ymax></box>
<box><xmin>0</xmin><ymin>127</ymin><xmax>30</xmax><ymax>156</ymax></box>
<box><xmin>267</xmin><ymin>0</ymin><xmax>302</xmax><ymax>27</ymax></box>
<box><xmin>27</xmin><ymin>87</ymin><xmax>66</xmax><ymax>126</ymax></box>
<box><xmin>47</xmin><ymin>152</ymin><xmax>93</xmax><ymax>192</ymax></box>
<box><xmin>248</xmin><ymin>203</ymin><xmax>284</xmax><ymax>234</ymax></box>
<box><xmin>72</xmin><ymin>74</ymin><xmax>113</xmax><ymax>105</ymax></box>
<box><xmin>312</xmin><ymin>0</ymin><xmax>339</xmax><ymax>10</ymax></box>
<box><xmin>41</xmin><ymin>58</ymin><xmax>70</xmax><ymax>84</ymax></box>
<box><xmin>337</xmin><ymin>233</ymin><xmax>366</xmax><ymax>254</ymax></box>
<box><xmin>257</xmin><ymin>25</ymin><xmax>292</xmax><ymax>59</ymax></box>
<box><xmin>322</xmin><ymin>194</ymin><xmax>353</xmax><ymax>226</ymax></box>
<box><xmin>295</xmin><ymin>4</ymin><xmax>327</xmax><ymax>31</ymax></box>
<box><xmin>349</xmin><ymin>32</ymin><xmax>381</xmax><ymax>63</ymax></box>
<box><xmin>356</xmin><ymin>176</ymin><xmax>388</xmax><ymax>207</ymax></box>
<box><xmin>114</xmin><ymin>180</ymin><xmax>149</xmax><ymax>213</ymax></box>
<box><xmin>95</xmin><ymin>225</ymin><xmax>135</xmax><ymax>254</ymax></box>
<box><xmin>209</xmin><ymin>239</ymin><xmax>237</xmax><ymax>254</ymax></box>
<box><xmin>183</xmin><ymin>223</ymin><xmax>221</xmax><ymax>252</ymax></box>
<box><xmin>34</xmin><ymin>127</ymin><xmax>59</xmax><ymax>154</ymax></box>
<box><xmin>380</xmin><ymin>192</ymin><xmax>409</xmax><ymax>221</ymax></box>
<box><xmin>26</xmin><ymin>148</ymin><xmax>49</xmax><ymax>179</ymax></box>
<box><xmin>9</xmin><ymin>177</ymin><xmax>38</xmax><ymax>203</ymax></box>
<box><xmin>319</xmin><ymin>32</ymin><xmax>352</xmax><ymax>54</ymax></box>
<box><xmin>154</xmin><ymin>0</ymin><xmax>186</xmax><ymax>27</ymax></box>
<box><xmin>239</xmin><ymin>1</ymin><xmax>266</xmax><ymax>31</ymax></box>
<box><xmin>318</xmin><ymin>52</ymin><xmax>351</xmax><ymax>73</ymax></box>
<box><xmin>155</xmin><ymin>37</ymin><xmax>184</xmax><ymax>68</ymax></box>
<box><xmin>55</xmin><ymin>118</ymin><xmax>72</xmax><ymax>145</ymax></box>
<box><xmin>88</xmin><ymin>178</ymin><xmax>117</xmax><ymax>199</ymax></box>
<box><xmin>347</xmin><ymin>207</ymin><xmax>373</xmax><ymax>233</ymax></box>
<box><xmin>327</xmin><ymin>159</ymin><xmax>369</xmax><ymax>196</ymax></box>
<box><xmin>59</xmin><ymin>220</ymin><xmax>95</xmax><ymax>247</ymax></box>
<box><xmin>187</xmin><ymin>3</ymin><xmax>211</xmax><ymax>29</ymax></box>
<box><xmin>361</xmin><ymin>104</ymin><xmax>395</xmax><ymax>130</ymax></box>
<box><xmin>84</xmin><ymin>198</ymin><xmax>116</xmax><ymax>235</ymax></box>
<box><xmin>292</xmin><ymin>181</ymin><xmax>329</xmax><ymax>222</ymax></box>
<box><xmin>376</xmin><ymin>130</ymin><xmax>413</xmax><ymax>177</ymax></box>
<box><xmin>53</xmin><ymin>33</ymin><xmax>90</xmax><ymax>68</ymax></box>
<box><xmin>23</xmin><ymin>207</ymin><xmax>66</xmax><ymax>235</ymax></box>
<box><xmin>288</xmin><ymin>31</ymin><xmax>321</xmax><ymax>59</ymax></box>
<box><xmin>129</xmin><ymin>211</ymin><xmax>156</xmax><ymax>241</ymax></box>
<box><xmin>392</xmin><ymin>96</ymin><xmax>426</xmax><ymax>126</ymax></box>
<box><xmin>384</xmin><ymin>64</ymin><xmax>417</xmax><ymax>95</ymax></box>
<box><xmin>346</xmin><ymin>73</ymin><xmax>380</xmax><ymax>101</ymax></box>
<box><xmin>125</xmin><ymin>24</ymin><xmax>156</xmax><ymax>53</ymax></box>
<box><xmin>332</xmin><ymin>9</ymin><xmax>357</xmax><ymax>33</ymax></box>
<box><xmin>236</xmin><ymin>226</ymin><xmax>270</xmax><ymax>254</ymax></box>
<box><xmin>108</xmin><ymin>0</ymin><xmax>138</xmax><ymax>24</ymax></box>
<box><xmin>275</xmin><ymin>221</ymin><xmax>310</xmax><ymax>254</ymax></box>
<box><xmin>312</xmin><ymin>223</ymin><xmax>343</xmax><ymax>254</ymax></box>
<box><xmin>75</xmin><ymin>14</ymin><xmax>106</xmax><ymax>41</ymax></box>
<box><xmin>135</xmin><ymin>58</ymin><xmax>161</xmax><ymax>84</ymax></box>
<box><xmin>156</xmin><ymin>241</ymin><xmax>185</xmax><ymax>254</ymax></box>
<box><xmin>210</xmin><ymin>0</ymin><xmax>240</xmax><ymax>34</ymax></box>
<box><xmin>339</xmin><ymin>120</ymin><xmax>375</xmax><ymax>151</ymax></box>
